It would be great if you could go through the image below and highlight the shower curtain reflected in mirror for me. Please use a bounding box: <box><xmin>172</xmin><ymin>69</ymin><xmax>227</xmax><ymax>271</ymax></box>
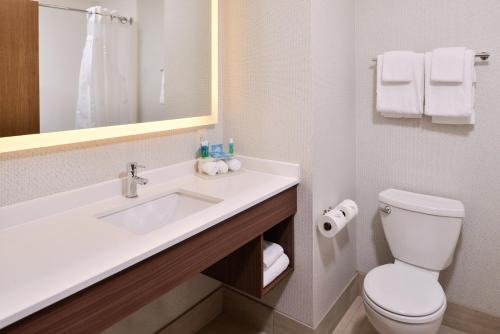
<box><xmin>75</xmin><ymin>6</ymin><xmax>137</xmax><ymax>129</ymax></box>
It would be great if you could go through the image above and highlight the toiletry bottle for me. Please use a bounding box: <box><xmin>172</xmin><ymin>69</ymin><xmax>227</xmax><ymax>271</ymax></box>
<box><xmin>204</xmin><ymin>141</ymin><xmax>210</xmax><ymax>158</ymax></box>
<box><xmin>201</xmin><ymin>140</ymin><xmax>209</xmax><ymax>158</ymax></box>
<box><xmin>229</xmin><ymin>138</ymin><xmax>234</xmax><ymax>155</ymax></box>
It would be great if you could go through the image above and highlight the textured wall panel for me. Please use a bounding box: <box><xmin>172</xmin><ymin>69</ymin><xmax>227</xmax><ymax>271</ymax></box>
<box><xmin>221</xmin><ymin>0</ymin><xmax>315</xmax><ymax>325</ymax></box>
<box><xmin>355</xmin><ymin>0</ymin><xmax>500</xmax><ymax>316</ymax></box>
<box><xmin>311</xmin><ymin>0</ymin><xmax>357</xmax><ymax>327</ymax></box>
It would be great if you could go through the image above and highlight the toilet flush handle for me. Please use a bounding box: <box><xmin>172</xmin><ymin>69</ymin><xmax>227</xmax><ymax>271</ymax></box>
<box><xmin>379</xmin><ymin>205</ymin><xmax>391</xmax><ymax>214</ymax></box>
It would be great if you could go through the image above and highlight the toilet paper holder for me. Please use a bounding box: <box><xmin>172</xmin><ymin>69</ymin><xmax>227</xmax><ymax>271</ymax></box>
<box><xmin>322</xmin><ymin>206</ymin><xmax>333</xmax><ymax>215</ymax></box>
<box><xmin>322</xmin><ymin>206</ymin><xmax>347</xmax><ymax>217</ymax></box>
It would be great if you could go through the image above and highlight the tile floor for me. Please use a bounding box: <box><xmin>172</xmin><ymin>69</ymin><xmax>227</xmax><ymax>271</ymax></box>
<box><xmin>197</xmin><ymin>296</ymin><xmax>468</xmax><ymax>334</ymax></box>
<box><xmin>332</xmin><ymin>297</ymin><xmax>467</xmax><ymax>334</ymax></box>
<box><xmin>197</xmin><ymin>314</ymin><xmax>264</xmax><ymax>334</ymax></box>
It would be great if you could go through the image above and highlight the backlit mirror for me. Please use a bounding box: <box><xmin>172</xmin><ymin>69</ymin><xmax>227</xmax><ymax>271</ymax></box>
<box><xmin>0</xmin><ymin>0</ymin><xmax>217</xmax><ymax>142</ymax></box>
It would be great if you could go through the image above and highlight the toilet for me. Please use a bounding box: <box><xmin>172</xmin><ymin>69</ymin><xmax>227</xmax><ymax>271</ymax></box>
<box><xmin>362</xmin><ymin>188</ymin><xmax>464</xmax><ymax>334</ymax></box>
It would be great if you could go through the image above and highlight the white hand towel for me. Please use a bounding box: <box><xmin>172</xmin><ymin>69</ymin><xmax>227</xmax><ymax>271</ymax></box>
<box><xmin>431</xmin><ymin>47</ymin><xmax>466</xmax><ymax>83</ymax></box>
<box><xmin>382</xmin><ymin>51</ymin><xmax>415</xmax><ymax>82</ymax></box>
<box><xmin>216</xmin><ymin>160</ymin><xmax>229</xmax><ymax>174</ymax></box>
<box><xmin>376</xmin><ymin>53</ymin><xmax>425</xmax><ymax>117</ymax></box>
<box><xmin>263</xmin><ymin>253</ymin><xmax>290</xmax><ymax>287</ymax></box>
<box><xmin>228</xmin><ymin>159</ymin><xmax>242</xmax><ymax>172</ymax></box>
<box><xmin>263</xmin><ymin>241</ymin><xmax>284</xmax><ymax>269</ymax></box>
<box><xmin>425</xmin><ymin>50</ymin><xmax>476</xmax><ymax>123</ymax></box>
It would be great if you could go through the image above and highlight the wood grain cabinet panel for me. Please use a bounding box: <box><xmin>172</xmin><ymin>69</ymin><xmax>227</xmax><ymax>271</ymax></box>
<box><xmin>1</xmin><ymin>186</ymin><xmax>297</xmax><ymax>334</ymax></box>
<box><xmin>0</xmin><ymin>0</ymin><xmax>40</xmax><ymax>137</ymax></box>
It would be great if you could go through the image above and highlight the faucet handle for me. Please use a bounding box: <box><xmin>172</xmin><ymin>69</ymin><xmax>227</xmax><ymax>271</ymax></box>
<box><xmin>127</xmin><ymin>162</ymin><xmax>146</xmax><ymax>174</ymax></box>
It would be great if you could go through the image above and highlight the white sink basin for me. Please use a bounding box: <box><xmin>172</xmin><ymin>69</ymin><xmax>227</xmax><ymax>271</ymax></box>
<box><xmin>99</xmin><ymin>191</ymin><xmax>221</xmax><ymax>235</ymax></box>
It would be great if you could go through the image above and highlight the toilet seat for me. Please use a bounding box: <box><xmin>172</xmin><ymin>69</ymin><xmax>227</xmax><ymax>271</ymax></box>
<box><xmin>363</xmin><ymin>264</ymin><xmax>446</xmax><ymax>324</ymax></box>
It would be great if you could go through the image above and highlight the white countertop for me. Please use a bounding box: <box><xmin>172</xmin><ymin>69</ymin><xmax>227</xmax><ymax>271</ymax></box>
<box><xmin>0</xmin><ymin>156</ymin><xmax>300</xmax><ymax>329</ymax></box>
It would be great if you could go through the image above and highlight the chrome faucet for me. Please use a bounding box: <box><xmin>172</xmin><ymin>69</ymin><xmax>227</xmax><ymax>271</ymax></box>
<box><xmin>125</xmin><ymin>162</ymin><xmax>148</xmax><ymax>198</ymax></box>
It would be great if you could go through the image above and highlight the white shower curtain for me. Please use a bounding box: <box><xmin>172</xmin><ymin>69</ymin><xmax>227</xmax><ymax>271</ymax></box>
<box><xmin>75</xmin><ymin>7</ymin><xmax>137</xmax><ymax>129</ymax></box>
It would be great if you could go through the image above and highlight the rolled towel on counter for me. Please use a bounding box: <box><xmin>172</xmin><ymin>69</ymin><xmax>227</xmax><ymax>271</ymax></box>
<box><xmin>199</xmin><ymin>161</ymin><xmax>218</xmax><ymax>176</ymax></box>
<box><xmin>263</xmin><ymin>253</ymin><xmax>290</xmax><ymax>288</ymax></box>
<box><xmin>228</xmin><ymin>159</ymin><xmax>242</xmax><ymax>172</ymax></box>
<box><xmin>216</xmin><ymin>160</ymin><xmax>229</xmax><ymax>174</ymax></box>
<box><xmin>263</xmin><ymin>241</ymin><xmax>284</xmax><ymax>269</ymax></box>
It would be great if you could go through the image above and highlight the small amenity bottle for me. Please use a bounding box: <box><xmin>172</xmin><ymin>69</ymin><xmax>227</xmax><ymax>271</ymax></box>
<box><xmin>229</xmin><ymin>138</ymin><xmax>234</xmax><ymax>155</ymax></box>
<box><xmin>201</xmin><ymin>140</ymin><xmax>209</xmax><ymax>158</ymax></box>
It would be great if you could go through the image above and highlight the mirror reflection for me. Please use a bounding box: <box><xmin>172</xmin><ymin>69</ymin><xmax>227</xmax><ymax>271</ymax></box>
<box><xmin>1</xmin><ymin>0</ymin><xmax>212</xmax><ymax>137</ymax></box>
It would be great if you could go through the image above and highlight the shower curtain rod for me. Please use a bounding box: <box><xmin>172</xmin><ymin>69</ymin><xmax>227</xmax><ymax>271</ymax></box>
<box><xmin>38</xmin><ymin>3</ymin><xmax>133</xmax><ymax>25</ymax></box>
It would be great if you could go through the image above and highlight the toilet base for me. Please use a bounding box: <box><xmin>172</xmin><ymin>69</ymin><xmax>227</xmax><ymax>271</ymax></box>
<box><xmin>363</xmin><ymin>298</ymin><xmax>443</xmax><ymax>334</ymax></box>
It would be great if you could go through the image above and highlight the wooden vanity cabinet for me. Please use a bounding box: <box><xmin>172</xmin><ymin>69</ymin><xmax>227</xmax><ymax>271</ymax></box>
<box><xmin>2</xmin><ymin>186</ymin><xmax>297</xmax><ymax>334</ymax></box>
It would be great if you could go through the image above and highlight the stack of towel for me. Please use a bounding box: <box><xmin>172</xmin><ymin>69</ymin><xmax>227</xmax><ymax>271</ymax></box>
<box><xmin>376</xmin><ymin>47</ymin><xmax>477</xmax><ymax>124</ymax></box>
<box><xmin>376</xmin><ymin>51</ymin><xmax>425</xmax><ymax>118</ymax></box>
<box><xmin>425</xmin><ymin>47</ymin><xmax>476</xmax><ymax>124</ymax></box>
<box><xmin>263</xmin><ymin>241</ymin><xmax>289</xmax><ymax>287</ymax></box>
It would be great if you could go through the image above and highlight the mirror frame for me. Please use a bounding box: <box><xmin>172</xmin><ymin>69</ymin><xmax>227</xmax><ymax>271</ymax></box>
<box><xmin>0</xmin><ymin>0</ymin><xmax>218</xmax><ymax>154</ymax></box>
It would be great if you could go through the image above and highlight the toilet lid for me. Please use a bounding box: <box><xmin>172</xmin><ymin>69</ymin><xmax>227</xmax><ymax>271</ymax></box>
<box><xmin>364</xmin><ymin>264</ymin><xmax>445</xmax><ymax>317</ymax></box>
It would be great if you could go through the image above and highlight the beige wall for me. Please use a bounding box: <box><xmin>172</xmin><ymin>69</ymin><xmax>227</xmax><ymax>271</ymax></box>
<box><xmin>137</xmin><ymin>0</ymin><xmax>212</xmax><ymax>123</ymax></box>
<box><xmin>163</xmin><ymin>0</ymin><xmax>212</xmax><ymax>120</ymax></box>
<box><xmin>222</xmin><ymin>0</ymin><xmax>357</xmax><ymax>327</ymax></box>
<box><xmin>221</xmin><ymin>0</ymin><xmax>315</xmax><ymax>325</ymax></box>
<box><xmin>355</xmin><ymin>0</ymin><xmax>500</xmax><ymax>317</ymax></box>
<box><xmin>311</xmin><ymin>0</ymin><xmax>357</xmax><ymax>326</ymax></box>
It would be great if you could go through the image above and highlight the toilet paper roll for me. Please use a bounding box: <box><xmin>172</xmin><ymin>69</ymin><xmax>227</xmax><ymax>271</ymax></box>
<box><xmin>317</xmin><ymin>209</ymin><xmax>348</xmax><ymax>238</ymax></box>
<box><xmin>336</xmin><ymin>199</ymin><xmax>359</xmax><ymax>221</ymax></box>
<box><xmin>317</xmin><ymin>199</ymin><xmax>359</xmax><ymax>238</ymax></box>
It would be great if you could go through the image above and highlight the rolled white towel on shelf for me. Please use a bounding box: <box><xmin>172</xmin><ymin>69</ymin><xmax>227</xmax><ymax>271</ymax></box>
<box><xmin>216</xmin><ymin>160</ymin><xmax>229</xmax><ymax>174</ymax></box>
<box><xmin>263</xmin><ymin>241</ymin><xmax>284</xmax><ymax>269</ymax></box>
<box><xmin>199</xmin><ymin>161</ymin><xmax>218</xmax><ymax>176</ymax></box>
<box><xmin>228</xmin><ymin>159</ymin><xmax>242</xmax><ymax>172</ymax></box>
<box><xmin>263</xmin><ymin>253</ymin><xmax>290</xmax><ymax>288</ymax></box>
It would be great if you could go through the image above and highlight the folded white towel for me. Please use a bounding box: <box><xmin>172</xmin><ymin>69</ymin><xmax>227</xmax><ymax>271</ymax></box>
<box><xmin>263</xmin><ymin>253</ymin><xmax>290</xmax><ymax>287</ymax></box>
<box><xmin>432</xmin><ymin>114</ymin><xmax>475</xmax><ymax>125</ymax></box>
<box><xmin>216</xmin><ymin>160</ymin><xmax>229</xmax><ymax>174</ymax></box>
<box><xmin>382</xmin><ymin>51</ymin><xmax>415</xmax><ymax>82</ymax></box>
<box><xmin>376</xmin><ymin>53</ymin><xmax>425</xmax><ymax>116</ymax></box>
<box><xmin>263</xmin><ymin>241</ymin><xmax>284</xmax><ymax>269</ymax></box>
<box><xmin>431</xmin><ymin>47</ymin><xmax>466</xmax><ymax>83</ymax></box>
<box><xmin>228</xmin><ymin>159</ymin><xmax>242</xmax><ymax>172</ymax></box>
<box><xmin>425</xmin><ymin>50</ymin><xmax>476</xmax><ymax>122</ymax></box>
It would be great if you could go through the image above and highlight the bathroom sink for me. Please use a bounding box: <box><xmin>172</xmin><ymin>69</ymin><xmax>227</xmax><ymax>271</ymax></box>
<box><xmin>99</xmin><ymin>191</ymin><xmax>221</xmax><ymax>235</ymax></box>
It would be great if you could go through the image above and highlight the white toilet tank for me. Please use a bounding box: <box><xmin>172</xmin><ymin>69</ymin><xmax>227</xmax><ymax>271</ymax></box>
<box><xmin>379</xmin><ymin>189</ymin><xmax>465</xmax><ymax>271</ymax></box>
